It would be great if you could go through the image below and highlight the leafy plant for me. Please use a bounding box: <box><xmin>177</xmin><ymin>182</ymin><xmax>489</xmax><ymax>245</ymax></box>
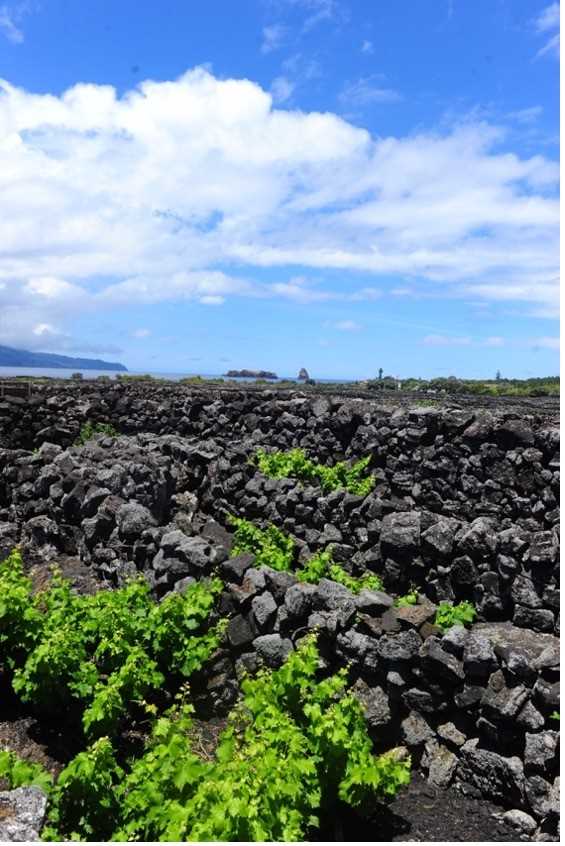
<box><xmin>434</xmin><ymin>600</ymin><xmax>477</xmax><ymax>632</ymax></box>
<box><xmin>74</xmin><ymin>420</ymin><xmax>119</xmax><ymax>446</ymax></box>
<box><xmin>43</xmin><ymin>738</ymin><xmax>124</xmax><ymax>841</ymax></box>
<box><xmin>550</xmin><ymin>711</ymin><xmax>560</xmax><ymax>722</ymax></box>
<box><xmin>297</xmin><ymin>549</ymin><xmax>335</xmax><ymax>585</ymax></box>
<box><xmin>0</xmin><ymin>750</ymin><xmax>53</xmax><ymax>794</ymax></box>
<box><xmin>39</xmin><ymin>638</ymin><xmax>410</xmax><ymax>842</ymax></box>
<box><xmin>328</xmin><ymin>564</ymin><xmax>383</xmax><ymax>595</ymax></box>
<box><xmin>230</xmin><ymin>522</ymin><xmax>383</xmax><ymax>593</ymax></box>
<box><xmin>297</xmin><ymin>548</ymin><xmax>383</xmax><ymax>594</ymax></box>
<box><xmin>395</xmin><ymin>590</ymin><xmax>419</xmax><ymax>608</ymax></box>
<box><xmin>114</xmin><ymin>637</ymin><xmax>410</xmax><ymax>842</ymax></box>
<box><xmin>0</xmin><ymin>550</ymin><xmax>224</xmax><ymax>741</ymax></box>
<box><xmin>228</xmin><ymin>515</ymin><xmax>295</xmax><ymax>571</ymax></box>
<box><xmin>255</xmin><ymin>448</ymin><xmax>375</xmax><ymax>496</ymax></box>
<box><xmin>0</xmin><ymin>549</ymin><xmax>43</xmax><ymax>667</ymax></box>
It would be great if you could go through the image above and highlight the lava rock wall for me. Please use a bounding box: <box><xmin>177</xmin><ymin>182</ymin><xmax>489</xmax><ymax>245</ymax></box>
<box><xmin>0</xmin><ymin>383</ymin><xmax>560</xmax><ymax>836</ymax></box>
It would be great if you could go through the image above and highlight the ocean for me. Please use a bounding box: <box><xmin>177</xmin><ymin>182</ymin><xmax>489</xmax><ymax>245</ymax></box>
<box><xmin>0</xmin><ymin>367</ymin><xmax>354</xmax><ymax>383</ymax></box>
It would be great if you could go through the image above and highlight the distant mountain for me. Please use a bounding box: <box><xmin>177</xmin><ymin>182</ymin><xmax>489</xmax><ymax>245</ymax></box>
<box><xmin>0</xmin><ymin>345</ymin><xmax>128</xmax><ymax>372</ymax></box>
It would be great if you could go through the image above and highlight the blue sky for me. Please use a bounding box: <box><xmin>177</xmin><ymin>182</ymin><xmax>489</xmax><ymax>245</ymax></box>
<box><xmin>0</xmin><ymin>0</ymin><xmax>559</xmax><ymax>378</ymax></box>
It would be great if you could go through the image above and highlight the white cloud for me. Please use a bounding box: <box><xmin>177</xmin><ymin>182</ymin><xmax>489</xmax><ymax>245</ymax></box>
<box><xmin>339</xmin><ymin>76</ymin><xmax>402</xmax><ymax>106</ymax></box>
<box><xmin>33</xmin><ymin>322</ymin><xmax>57</xmax><ymax>336</ymax></box>
<box><xmin>507</xmin><ymin>106</ymin><xmax>543</xmax><ymax>124</ymax></box>
<box><xmin>533</xmin><ymin>3</ymin><xmax>560</xmax><ymax>59</ymax></box>
<box><xmin>530</xmin><ymin>336</ymin><xmax>559</xmax><ymax>350</ymax></box>
<box><xmin>199</xmin><ymin>295</ymin><xmax>225</xmax><ymax>305</ymax></box>
<box><xmin>361</xmin><ymin>39</ymin><xmax>374</xmax><ymax>54</ymax></box>
<box><xmin>132</xmin><ymin>328</ymin><xmax>151</xmax><ymax>338</ymax></box>
<box><xmin>483</xmin><ymin>336</ymin><xmax>505</xmax><ymax>347</ymax></box>
<box><xmin>422</xmin><ymin>335</ymin><xmax>472</xmax><ymax>346</ymax></box>
<box><xmin>0</xmin><ymin>68</ymin><xmax>559</xmax><ymax>347</ymax></box>
<box><xmin>349</xmin><ymin>287</ymin><xmax>381</xmax><ymax>301</ymax></box>
<box><xmin>535</xmin><ymin>3</ymin><xmax>560</xmax><ymax>32</ymax></box>
<box><xmin>261</xmin><ymin>24</ymin><xmax>286</xmax><ymax>54</ymax></box>
<box><xmin>285</xmin><ymin>0</ymin><xmax>342</xmax><ymax>32</ymax></box>
<box><xmin>332</xmin><ymin>320</ymin><xmax>362</xmax><ymax>331</ymax></box>
<box><xmin>270</xmin><ymin>75</ymin><xmax>295</xmax><ymax>104</ymax></box>
<box><xmin>0</xmin><ymin>4</ymin><xmax>23</xmax><ymax>43</ymax></box>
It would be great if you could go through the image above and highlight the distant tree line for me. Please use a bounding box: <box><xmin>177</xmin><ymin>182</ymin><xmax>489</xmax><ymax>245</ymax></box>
<box><xmin>367</xmin><ymin>373</ymin><xmax>559</xmax><ymax>397</ymax></box>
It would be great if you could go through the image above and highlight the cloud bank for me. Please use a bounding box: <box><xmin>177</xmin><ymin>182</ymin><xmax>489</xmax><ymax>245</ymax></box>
<box><xmin>0</xmin><ymin>67</ymin><xmax>559</xmax><ymax>350</ymax></box>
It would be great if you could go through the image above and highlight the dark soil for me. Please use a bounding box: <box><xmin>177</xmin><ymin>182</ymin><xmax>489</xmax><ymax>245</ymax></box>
<box><xmin>26</xmin><ymin>553</ymin><xmax>105</xmax><ymax>596</ymax></box>
<box><xmin>315</xmin><ymin>773</ymin><xmax>532</xmax><ymax>842</ymax></box>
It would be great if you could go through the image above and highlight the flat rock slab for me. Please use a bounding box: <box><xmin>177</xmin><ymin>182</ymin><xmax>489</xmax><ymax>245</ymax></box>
<box><xmin>472</xmin><ymin>622</ymin><xmax>559</xmax><ymax>664</ymax></box>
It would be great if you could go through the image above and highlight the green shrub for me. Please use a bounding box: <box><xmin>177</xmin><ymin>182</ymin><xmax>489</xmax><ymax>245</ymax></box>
<box><xmin>297</xmin><ymin>549</ymin><xmax>383</xmax><ymax>594</ymax></box>
<box><xmin>394</xmin><ymin>590</ymin><xmax>419</xmax><ymax>608</ymax></box>
<box><xmin>0</xmin><ymin>549</ymin><xmax>43</xmax><ymax>666</ymax></box>
<box><xmin>0</xmin><ymin>750</ymin><xmax>53</xmax><ymax>794</ymax></box>
<box><xmin>255</xmin><ymin>448</ymin><xmax>375</xmax><ymax>496</ymax></box>
<box><xmin>0</xmin><ymin>550</ymin><xmax>224</xmax><ymax>741</ymax></box>
<box><xmin>74</xmin><ymin>420</ymin><xmax>119</xmax><ymax>446</ymax></box>
<box><xmin>434</xmin><ymin>600</ymin><xmax>477</xmax><ymax>632</ymax></box>
<box><xmin>327</xmin><ymin>564</ymin><xmax>383</xmax><ymax>594</ymax></box>
<box><xmin>297</xmin><ymin>549</ymin><xmax>335</xmax><ymax>584</ymax></box>
<box><xmin>47</xmin><ymin>642</ymin><xmax>410</xmax><ymax>840</ymax></box>
<box><xmin>230</xmin><ymin>523</ymin><xmax>383</xmax><ymax>592</ymax></box>
<box><xmin>228</xmin><ymin>516</ymin><xmax>295</xmax><ymax>571</ymax></box>
<box><xmin>43</xmin><ymin>738</ymin><xmax>124</xmax><ymax>841</ymax></box>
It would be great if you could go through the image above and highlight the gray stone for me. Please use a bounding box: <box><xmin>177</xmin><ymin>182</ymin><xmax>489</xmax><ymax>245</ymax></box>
<box><xmin>313</xmin><ymin>578</ymin><xmax>354</xmax><ymax>611</ymax></box>
<box><xmin>481</xmin><ymin>676</ymin><xmax>530</xmax><ymax>722</ymax></box>
<box><xmin>227</xmin><ymin>613</ymin><xmax>257</xmax><ymax>648</ymax></box>
<box><xmin>395</xmin><ymin>601</ymin><xmax>437</xmax><ymax>630</ymax></box>
<box><xmin>377</xmin><ymin>630</ymin><xmax>422</xmax><ymax>662</ymax></box>
<box><xmin>421</xmin><ymin>520</ymin><xmax>457</xmax><ymax>561</ymax></box>
<box><xmin>262</xmin><ymin>568</ymin><xmax>297</xmax><ymax>602</ymax></box>
<box><xmin>116</xmin><ymin>501</ymin><xmax>156</xmax><ymax>538</ymax></box>
<box><xmin>441</xmin><ymin>625</ymin><xmax>469</xmax><ymax>658</ymax></box>
<box><xmin>400</xmin><ymin>711</ymin><xmax>435</xmax><ymax>746</ymax></box>
<box><xmin>501</xmin><ymin>810</ymin><xmax>537</xmax><ymax>836</ymax></box>
<box><xmin>0</xmin><ymin>787</ymin><xmax>48</xmax><ymax>841</ymax></box>
<box><xmin>420</xmin><ymin>637</ymin><xmax>465</xmax><ymax>685</ymax></box>
<box><xmin>511</xmin><ymin>575</ymin><xmax>542</xmax><ymax>609</ymax></box>
<box><xmin>525</xmin><ymin>531</ymin><xmax>558</xmax><ymax>567</ymax></box>
<box><xmin>82</xmin><ymin>485</ymin><xmax>111</xmax><ymax>517</ymax></box>
<box><xmin>253</xmin><ymin>634</ymin><xmax>293</xmax><ymax>667</ymax></box>
<box><xmin>428</xmin><ymin>744</ymin><xmax>458</xmax><ymax>788</ymax></box>
<box><xmin>285</xmin><ymin>583</ymin><xmax>317</xmax><ymax>619</ymax></box>
<box><xmin>513</xmin><ymin>606</ymin><xmax>555</xmax><ymax>633</ymax></box>
<box><xmin>533</xmin><ymin>678</ymin><xmax>560</xmax><ymax>710</ymax></box>
<box><xmin>251</xmin><ymin>591</ymin><xmax>277</xmax><ymax>631</ymax></box>
<box><xmin>351</xmin><ymin>679</ymin><xmax>391</xmax><ymax>729</ymax></box>
<box><xmin>220</xmin><ymin>553</ymin><xmax>255</xmax><ymax>584</ymax></box>
<box><xmin>534</xmin><ymin>644</ymin><xmax>560</xmax><ymax>672</ymax></box>
<box><xmin>463</xmin><ymin>632</ymin><xmax>498</xmax><ymax>678</ymax></box>
<box><xmin>336</xmin><ymin>630</ymin><xmax>380</xmax><ymax>672</ymax></box>
<box><xmin>524</xmin><ymin>731</ymin><xmax>559</xmax><ymax>774</ymax></box>
<box><xmin>380</xmin><ymin>511</ymin><xmax>420</xmax><ymax>560</ymax></box>
<box><xmin>525</xmin><ymin>775</ymin><xmax>560</xmax><ymax>821</ymax></box>
<box><xmin>458</xmin><ymin>739</ymin><xmax>525</xmax><ymax>806</ymax></box>
<box><xmin>402</xmin><ymin>688</ymin><xmax>437</xmax><ymax>714</ymax></box>
<box><xmin>472</xmin><ymin>622</ymin><xmax>559</xmax><ymax>666</ymax></box>
<box><xmin>516</xmin><ymin>700</ymin><xmax>546</xmax><ymax>732</ymax></box>
<box><xmin>437</xmin><ymin>722</ymin><xmax>466</xmax><ymax>748</ymax></box>
<box><xmin>456</xmin><ymin>517</ymin><xmax>498</xmax><ymax>560</ymax></box>
<box><xmin>354</xmin><ymin>589</ymin><xmax>394</xmax><ymax>615</ymax></box>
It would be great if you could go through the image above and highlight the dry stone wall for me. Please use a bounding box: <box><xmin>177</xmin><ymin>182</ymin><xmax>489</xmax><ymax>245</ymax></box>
<box><xmin>0</xmin><ymin>383</ymin><xmax>560</xmax><ymax>837</ymax></box>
